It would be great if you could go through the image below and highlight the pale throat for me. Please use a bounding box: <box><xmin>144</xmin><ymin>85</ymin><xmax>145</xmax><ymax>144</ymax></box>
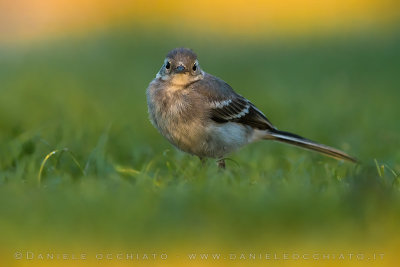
<box><xmin>158</xmin><ymin>72</ymin><xmax>204</xmax><ymax>91</ymax></box>
<box><xmin>170</xmin><ymin>73</ymin><xmax>193</xmax><ymax>86</ymax></box>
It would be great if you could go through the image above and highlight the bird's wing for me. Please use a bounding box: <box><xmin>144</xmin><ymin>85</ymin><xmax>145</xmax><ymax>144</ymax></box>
<box><xmin>209</xmin><ymin>95</ymin><xmax>276</xmax><ymax>130</ymax></box>
<box><xmin>194</xmin><ymin>74</ymin><xmax>276</xmax><ymax>130</ymax></box>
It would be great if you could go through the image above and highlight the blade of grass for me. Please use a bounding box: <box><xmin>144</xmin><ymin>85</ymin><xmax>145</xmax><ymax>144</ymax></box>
<box><xmin>115</xmin><ymin>165</ymin><xmax>140</xmax><ymax>177</ymax></box>
<box><xmin>374</xmin><ymin>159</ymin><xmax>382</xmax><ymax>178</ymax></box>
<box><xmin>38</xmin><ymin>148</ymin><xmax>85</xmax><ymax>186</ymax></box>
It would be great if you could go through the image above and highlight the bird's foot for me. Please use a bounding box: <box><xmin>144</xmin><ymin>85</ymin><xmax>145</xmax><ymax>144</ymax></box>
<box><xmin>199</xmin><ymin>157</ymin><xmax>207</xmax><ymax>166</ymax></box>
<box><xmin>217</xmin><ymin>159</ymin><xmax>226</xmax><ymax>169</ymax></box>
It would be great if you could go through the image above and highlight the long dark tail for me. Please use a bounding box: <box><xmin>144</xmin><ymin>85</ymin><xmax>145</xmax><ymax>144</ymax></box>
<box><xmin>265</xmin><ymin>129</ymin><xmax>357</xmax><ymax>163</ymax></box>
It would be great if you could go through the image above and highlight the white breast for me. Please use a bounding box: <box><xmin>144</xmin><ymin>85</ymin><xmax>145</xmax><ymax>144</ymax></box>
<box><xmin>201</xmin><ymin>122</ymin><xmax>252</xmax><ymax>158</ymax></box>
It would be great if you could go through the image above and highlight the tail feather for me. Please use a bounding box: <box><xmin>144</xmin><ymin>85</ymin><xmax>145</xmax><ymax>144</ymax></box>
<box><xmin>266</xmin><ymin>129</ymin><xmax>357</xmax><ymax>163</ymax></box>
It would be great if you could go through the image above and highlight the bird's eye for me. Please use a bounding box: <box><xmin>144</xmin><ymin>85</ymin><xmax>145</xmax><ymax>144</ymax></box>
<box><xmin>165</xmin><ymin>62</ymin><xmax>171</xmax><ymax>69</ymax></box>
<box><xmin>192</xmin><ymin>63</ymin><xmax>197</xmax><ymax>71</ymax></box>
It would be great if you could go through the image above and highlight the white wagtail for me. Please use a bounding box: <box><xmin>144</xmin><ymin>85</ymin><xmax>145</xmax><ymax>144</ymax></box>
<box><xmin>146</xmin><ymin>48</ymin><xmax>357</xmax><ymax>168</ymax></box>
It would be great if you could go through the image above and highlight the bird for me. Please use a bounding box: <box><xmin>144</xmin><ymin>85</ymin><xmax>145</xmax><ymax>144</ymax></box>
<box><xmin>146</xmin><ymin>48</ymin><xmax>357</xmax><ymax>168</ymax></box>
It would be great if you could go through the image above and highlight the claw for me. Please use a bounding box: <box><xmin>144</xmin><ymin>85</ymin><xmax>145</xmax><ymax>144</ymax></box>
<box><xmin>217</xmin><ymin>159</ymin><xmax>226</xmax><ymax>169</ymax></box>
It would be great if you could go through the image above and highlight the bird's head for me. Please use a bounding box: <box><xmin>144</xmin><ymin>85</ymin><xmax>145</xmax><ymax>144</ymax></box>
<box><xmin>156</xmin><ymin>48</ymin><xmax>204</xmax><ymax>85</ymax></box>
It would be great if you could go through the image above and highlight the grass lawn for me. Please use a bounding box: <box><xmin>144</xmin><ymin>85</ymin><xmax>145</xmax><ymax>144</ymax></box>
<box><xmin>0</xmin><ymin>28</ymin><xmax>399</xmax><ymax>262</ymax></box>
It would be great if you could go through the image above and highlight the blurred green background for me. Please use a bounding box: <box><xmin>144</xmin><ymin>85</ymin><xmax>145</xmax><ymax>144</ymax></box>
<box><xmin>0</xmin><ymin>1</ymin><xmax>400</xmax><ymax>265</ymax></box>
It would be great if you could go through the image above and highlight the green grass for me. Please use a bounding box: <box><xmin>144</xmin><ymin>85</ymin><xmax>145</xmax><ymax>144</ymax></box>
<box><xmin>0</xmin><ymin>28</ymin><xmax>399</xmax><ymax>250</ymax></box>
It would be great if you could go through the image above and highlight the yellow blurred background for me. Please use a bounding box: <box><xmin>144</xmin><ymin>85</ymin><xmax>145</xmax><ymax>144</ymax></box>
<box><xmin>1</xmin><ymin>0</ymin><xmax>399</xmax><ymax>43</ymax></box>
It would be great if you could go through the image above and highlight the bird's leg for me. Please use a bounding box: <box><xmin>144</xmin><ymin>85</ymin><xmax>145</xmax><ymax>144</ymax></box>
<box><xmin>217</xmin><ymin>159</ymin><xmax>226</xmax><ymax>169</ymax></box>
<box><xmin>199</xmin><ymin>157</ymin><xmax>207</xmax><ymax>166</ymax></box>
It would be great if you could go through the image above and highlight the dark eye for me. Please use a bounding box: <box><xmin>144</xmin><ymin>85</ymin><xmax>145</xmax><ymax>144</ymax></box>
<box><xmin>165</xmin><ymin>62</ymin><xmax>171</xmax><ymax>69</ymax></box>
<box><xmin>192</xmin><ymin>63</ymin><xmax>197</xmax><ymax>71</ymax></box>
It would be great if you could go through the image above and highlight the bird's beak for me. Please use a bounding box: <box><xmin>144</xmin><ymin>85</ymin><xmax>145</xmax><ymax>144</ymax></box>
<box><xmin>175</xmin><ymin>64</ymin><xmax>186</xmax><ymax>73</ymax></box>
